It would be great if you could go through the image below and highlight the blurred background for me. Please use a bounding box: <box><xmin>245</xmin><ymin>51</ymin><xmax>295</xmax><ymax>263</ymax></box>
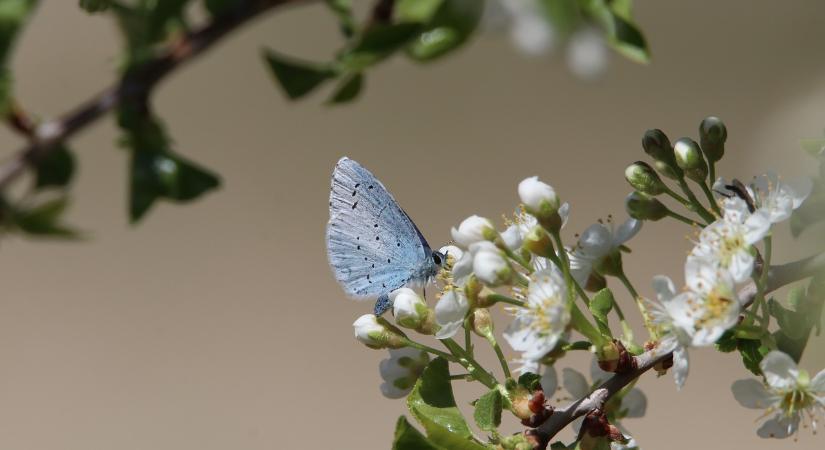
<box><xmin>0</xmin><ymin>1</ymin><xmax>823</xmax><ymax>449</ymax></box>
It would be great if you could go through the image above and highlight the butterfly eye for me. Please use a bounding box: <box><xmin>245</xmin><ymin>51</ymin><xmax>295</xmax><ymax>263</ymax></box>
<box><xmin>432</xmin><ymin>251</ymin><xmax>443</xmax><ymax>266</ymax></box>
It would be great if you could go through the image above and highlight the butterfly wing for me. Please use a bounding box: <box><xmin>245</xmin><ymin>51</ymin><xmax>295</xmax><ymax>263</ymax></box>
<box><xmin>326</xmin><ymin>157</ymin><xmax>431</xmax><ymax>300</ymax></box>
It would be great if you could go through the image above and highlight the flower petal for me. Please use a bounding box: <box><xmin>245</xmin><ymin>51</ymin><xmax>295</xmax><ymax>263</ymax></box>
<box><xmin>541</xmin><ymin>365</ymin><xmax>558</xmax><ymax>394</ymax></box>
<box><xmin>810</xmin><ymin>368</ymin><xmax>825</xmax><ymax>394</ymax></box>
<box><xmin>760</xmin><ymin>351</ymin><xmax>799</xmax><ymax>391</ymax></box>
<box><xmin>562</xmin><ymin>368</ymin><xmax>590</xmax><ymax>398</ymax></box>
<box><xmin>672</xmin><ymin>345</ymin><xmax>690</xmax><ymax>390</ymax></box>
<box><xmin>613</xmin><ymin>218</ymin><xmax>642</xmax><ymax>246</ymax></box>
<box><xmin>622</xmin><ymin>388</ymin><xmax>647</xmax><ymax>418</ymax></box>
<box><xmin>731</xmin><ymin>379</ymin><xmax>773</xmax><ymax>409</ymax></box>
<box><xmin>756</xmin><ymin>415</ymin><xmax>799</xmax><ymax>439</ymax></box>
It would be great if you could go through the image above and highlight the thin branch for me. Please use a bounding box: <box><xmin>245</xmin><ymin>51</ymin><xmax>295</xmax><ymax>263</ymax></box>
<box><xmin>535</xmin><ymin>251</ymin><xmax>825</xmax><ymax>441</ymax></box>
<box><xmin>0</xmin><ymin>0</ymin><xmax>311</xmax><ymax>190</ymax></box>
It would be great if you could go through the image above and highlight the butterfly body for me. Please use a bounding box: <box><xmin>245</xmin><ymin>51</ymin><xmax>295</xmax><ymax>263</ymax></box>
<box><xmin>326</xmin><ymin>157</ymin><xmax>442</xmax><ymax>315</ymax></box>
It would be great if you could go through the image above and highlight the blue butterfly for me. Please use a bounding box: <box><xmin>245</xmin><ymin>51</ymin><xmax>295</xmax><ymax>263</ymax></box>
<box><xmin>326</xmin><ymin>157</ymin><xmax>444</xmax><ymax>315</ymax></box>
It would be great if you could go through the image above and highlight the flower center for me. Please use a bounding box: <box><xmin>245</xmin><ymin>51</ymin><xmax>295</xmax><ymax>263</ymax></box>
<box><xmin>697</xmin><ymin>290</ymin><xmax>734</xmax><ymax>327</ymax></box>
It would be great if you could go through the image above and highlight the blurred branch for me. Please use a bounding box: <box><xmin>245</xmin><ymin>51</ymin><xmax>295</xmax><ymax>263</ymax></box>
<box><xmin>0</xmin><ymin>0</ymin><xmax>311</xmax><ymax>190</ymax></box>
<box><xmin>534</xmin><ymin>251</ymin><xmax>825</xmax><ymax>442</ymax></box>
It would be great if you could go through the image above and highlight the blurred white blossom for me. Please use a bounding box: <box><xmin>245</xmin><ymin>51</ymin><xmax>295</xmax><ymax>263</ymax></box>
<box><xmin>379</xmin><ymin>348</ymin><xmax>430</xmax><ymax>399</ymax></box>
<box><xmin>732</xmin><ymin>351</ymin><xmax>825</xmax><ymax>438</ymax></box>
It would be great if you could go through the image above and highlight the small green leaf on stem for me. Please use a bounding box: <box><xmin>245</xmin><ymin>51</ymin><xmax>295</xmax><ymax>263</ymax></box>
<box><xmin>392</xmin><ymin>416</ymin><xmax>440</xmax><ymax>450</ymax></box>
<box><xmin>263</xmin><ymin>49</ymin><xmax>337</xmax><ymax>100</ymax></box>
<box><xmin>473</xmin><ymin>388</ymin><xmax>502</xmax><ymax>432</ymax></box>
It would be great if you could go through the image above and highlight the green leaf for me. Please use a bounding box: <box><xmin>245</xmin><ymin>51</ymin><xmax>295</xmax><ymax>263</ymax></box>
<box><xmin>263</xmin><ymin>49</ymin><xmax>337</xmax><ymax>100</ymax></box>
<box><xmin>539</xmin><ymin>0</ymin><xmax>581</xmax><ymax>37</ymax></box>
<box><xmin>407</xmin><ymin>357</ymin><xmax>486</xmax><ymax>450</ymax></box>
<box><xmin>119</xmin><ymin>110</ymin><xmax>220</xmax><ymax>223</ymax></box>
<box><xmin>0</xmin><ymin>0</ymin><xmax>39</xmax><ymax>114</ymax></box>
<box><xmin>517</xmin><ymin>372</ymin><xmax>542</xmax><ymax>392</ymax></box>
<box><xmin>324</xmin><ymin>0</ymin><xmax>355</xmax><ymax>37</ymax></box>
<box><xmin>392</xmin><ymin>416</ymin><xmax>441</xmax><ymax>450</ymax></box>
<box><xmin>715</xmin><ymin>330</ymin><xmax>737</xmax><ymax>353</ymax></box>
<box><xmin>580</xmin><ymin>0</ymin><xmax>650</xmax><ymax>64</ymax></box>
<box><xmin>589</xmin><ymin>288</ymin><xmax>614</xmax><ymax>337</ymax></box>
<box><xmin>34</xmin><ymin>145</ymin><xmax>75</xmax><ymax>188</ymax></box>
<box><xmin>768</xmin><ymin>298</ymin><xmax>806</xmax><ymax>340</ymax></box>
<box><xmin>11</xmin><ymin>195</ymin><xmax>80</xmax><ymax>238</ymax></box>
<box><xmin>396</xmin><ymin>0</ymin><xmax>444</xmax><ymax>22</ymax></box>
<box><xmin>339</xmin><ymin>22</ymin><xmax>422</xmax><ymax>70</ymax></box>
<box><xmin>404</xmin><ymin>0</ymin><xmax>484</xmax><ymax>62</ymax></box>
<box><xmin>79</xmin><ymin>0</ymin><xmax>110</xmax><ymax>13</ymax></box>
<box><xmin>327</xmin><ymin>72</ymin><xmax>363</xmax><ymax>104</ymax></box>
<box><xmin>738</xmin><ymin>339</ymin><xmax>769</xmax><ymax>376</ymax></box>
<box><xmin>473</xmin><ymin>389</ymin><xmax>502</xmax><ymax>432</ymax></box>
<box><xmin>801</xmin><ymin>138</ymin><xmax>825</xmax><ymax>157</ymax></box>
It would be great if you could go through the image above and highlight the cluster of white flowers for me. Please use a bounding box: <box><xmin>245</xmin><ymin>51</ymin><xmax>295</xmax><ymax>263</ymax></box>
<box><xmin>643</xmin><ymin>173</ymin><xmax>812</xmax><ymax>390</ymax></box>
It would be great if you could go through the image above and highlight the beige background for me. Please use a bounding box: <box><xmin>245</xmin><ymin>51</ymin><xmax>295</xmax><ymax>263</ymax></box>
<box><xmin>0</xmin><ymin>1</ymin><xmax>823</xmax><ymax>449</ymax></box>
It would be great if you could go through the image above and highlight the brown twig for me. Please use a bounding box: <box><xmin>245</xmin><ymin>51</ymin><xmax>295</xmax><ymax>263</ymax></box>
<box><xmin>535</xmin><ymin>252</ymin><xmax>825</xmax><ymax>441</ymax></box>
<box><xmin>0</xmin><ymin>0</ymin><xmax>310</xmax><ymax>190</ymax></box>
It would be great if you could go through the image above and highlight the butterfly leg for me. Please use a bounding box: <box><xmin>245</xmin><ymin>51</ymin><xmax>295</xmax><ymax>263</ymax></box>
<box><xmin>374</xmin><ymin>294</ymin><xmax>392</xmax><ymax>316</ymax></box>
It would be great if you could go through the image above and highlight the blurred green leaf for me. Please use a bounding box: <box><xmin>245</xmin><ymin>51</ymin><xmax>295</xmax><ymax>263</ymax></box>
<box><xmin>396</xmin><ymin>0</ymin><xmax>444</xmax><ymax>23</ymax></box>
<box><xmin>79</xmin><ymin>0</ymin><xmax>110</xmax><ymax>13</ymax></box>
<box><xmin>203</xmin><ymin>0</ymin><xmax>238</xmax><ymax>17</ymax></box>
<box><xmin>801</xmin><ymin>138</ymin><xmax>825</xmax><ymax>157</ymax></box>
<box><xmin>392</xmin><ymin>416</ymin><xmax>440</xmax><ymax>450</ymax></box>
<box><xmin>473</xmin><ymin>389</ymin><xmax>502</xmax><ymax>432</ymax></box>
<box><xmin>589</xmin><ymin>288</ymin><xmax>614</xmax><ymax>337</ymax></box>
<box><xmin>119</xmin><ymin>109</ymin><xmax>220</xmax><ymax>222</ymax></box>
<box><xmin>327</xmin><ymin>72</ymin><xmax>363</xmax><ymax>104</ymax></box>
<box><xmin>10</xmin><ymin>195</ymin><xmax>80</xmax><ymax>238</ymax></box>
<box><xmin>0</xmin><ymin>0</ymin><xmax>38</xmax><ymax>114</ymax></box>
<box><xmin>34</xmin><ymin>145</ymin><xmax>75</xmax><ymax>189</ymax></box>
<box><xmin>325</xmin><ymin>0</ymin><xmax>355</xmax><ymax>37</ymax></box>
<box><xmin>407</xmin><ymin>357</ymin><xmax>486</xmax><ymax>450</ymax></box>
<box><xmin>580</xmin><ymin>0</ymin><xmax>650</xmax><ymax>64</ymax></box>
<box><xmin>539</xmin><ymin>0</ymin><xmax>581</xmax><ymax>37</ymax></box>
<box><xmin>339</xmin><ymin>22</ymin><xmax>422</xmax><ymax>70</ymax></box>
<box><xmin>263</xmin><ymin>49</ymin><xmax>337</xmax><ymax>100</ymax></box>
<box><xmin>715</xmin><ymin>330</ymin><xmax>737</xmax><ymax>353</ymax></box>
<box><xmin>404</xmin><ymin>0</ymin><xmax>483</xmax><ymax>62</ymax></box>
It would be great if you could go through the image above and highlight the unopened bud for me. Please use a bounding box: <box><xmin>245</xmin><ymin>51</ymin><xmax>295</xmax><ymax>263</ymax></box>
<box><xmin>699</xmin><ymin>116</ymin><xmax>727</xmax><ymax>163</ymax></box>
<box><xmin>518</xmin><ymin>176</ymin><xmax>560</xmax><ymax>221</ymax></box>
<box><xmin>673</xmin><ymin>137</ymin><xmax>708</xmax><ymax>182</ymax></box>
<box><xmin>353</xmin><ymin>314</ymin><xmax>406</xmax><ymax>349</ymax></box>
<box><xmin>584</xmin><ymin>272</ymin><xmax>607</xmax><ymax>292</ymax></box>
<box><xmin>471</xmin><ymin>242</ymin><xmax>513</xmax><ymax>286</ymax></box>
<box><xmin>642</xmin><ymin>129</ymin><xmax>682</xmax><ymax>180</ymax></box>
<box><xmin>625</xmin><ymin>191</ymin><xmax>668</xmax><ymax>221</ymax></box>
<box><xmin>471</xmin><ymin>308</ymin><xmax>494</xmax><ymax>338</ymax></box>
<box><xmin>464</xmin><ymin>275</ymin><xmax>483</xmax><ymax>304</ymax></box>
<box><xmin>392</xmin><ymin>289</ymin><xmax>430</xmax><ymax>330</ymax></box>
<box><xmin>596</xmin><ymin>340</ymin><xmax>622</xmax><ymax>372</ymax></box>
<box><xmin>624</xmin><ymin>161</ymin><xmax>666</xmax><ymax>195</ymax></box>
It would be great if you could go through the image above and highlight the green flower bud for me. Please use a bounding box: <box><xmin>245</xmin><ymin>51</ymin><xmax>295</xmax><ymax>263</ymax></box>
<box><xmin>673</xmin><ymin>138</ymin><xmax>708</xmax><ymax>182</ymax></box>
<box><xmin>642</xmin><ymin>129</ymin><xmax>682</xmax><ymax>180</ymax></box>
<box><xmin>470</xmin><ymin>308</ymin><xmax>494</xmax><ymax>338</ymax></box>
<box><xmin>699</xmin><ymin>116</ymin><xmax>727</xmax><ymax>163</ymax></box>
<box><xmin>625</xmin><ymin>191</ymin><xmax>668</xmax><ymax>221</ymax></box>
<box><xmin>624</xmin><ymin>161</ymin><xmax>667</xmax><ymax>195</ymax></box>
<box><xmin>523</xmin><ymin>225</ymin><xmax>554</xmax><ymax>258</ymax></box>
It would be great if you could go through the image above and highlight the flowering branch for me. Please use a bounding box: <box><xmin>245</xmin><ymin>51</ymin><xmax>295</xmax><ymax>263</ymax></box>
<box><xmin>535</xmin><ymin>251</ymin><xmax>825</xmax><ymax>441</ymax></box>
<box><xmin>0</xmin><ymin>0</ymin><xmax>309</xmax><ymax>191</ymax></box>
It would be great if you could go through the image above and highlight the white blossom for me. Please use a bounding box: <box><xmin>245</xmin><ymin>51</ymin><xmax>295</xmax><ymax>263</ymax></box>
<box><xmin>682</xmin><ymin>257</ymin><xmax>741</xmax><ymax>346</ymax></box>
<box><xmin>566</xmin><ymin>27</ymin><xmax>609</xmax><ymax>80</ymax></box>
<box><xmin>391</xmin><ymin>288</ymin><xmax>427</xmax><ymax>329</ymax></box>
<box><xmin>732</xmin><ymin>351</ymin><xmax>825</xmax><ymax>438</ymax></box>
<box><xmin>434</xmin><ymin>288</ymin><xmax>470</xmax><ymax>339</ymax></box>
<box><xmin>518</xmin><ymin>176</ymin><xmax>560</xmax><ymax>216</ymax></box>
<box><xmin>749</xmin><ymin>172</ymin><xmax>813</xmax><ymax>224</ymax></box>
<box><xmin>353</xmin><ymin>314</ymin><xmax>387</xmax><ymax>348</ymax></box>
<box><xmin>503</xmin><ymin>264</ymin><xmax>570</xmax><ymax>363</ymax></box>
<box><xmin>690</xmin><ymin>197</ymin><xmax>770</xmax><ymax>283</ymax></box>
<box><xmin>498</xmin><ymin>0</ymin><xmax>554</xmax><ymax>56</ymax></box>
<box><xmin>642</xmin><ymin>276</ymin><xmax>694</xmax><ymax>389</ymax></box>
<box><xmin>471</xmin><ymin>241</ymin><xmax>513</xmax><ymax>286</ymax></box>
<box><xmin>569</xmin><ymin>217</ymin><xmax>642</xmax><ymax>285</ymax></box>
<box><xmin>379</xmin><ymin>348</ymin><xmax>429</xmax><ymax>399</ymax></box>
<box><xmin>451</xmin><ymin>215</ymin><xmax>496</xmax><ymax>248</ymax></box>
